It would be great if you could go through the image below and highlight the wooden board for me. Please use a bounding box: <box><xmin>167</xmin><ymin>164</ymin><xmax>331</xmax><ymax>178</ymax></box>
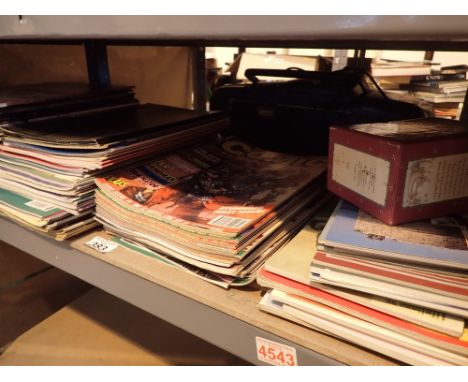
<box><xmin>71</xmin><ymin>229</ymin><xmax>399</xmax><ymax>365</ymax></box>
<box><xmin>0</xmin><ymin>288</ymin><xmax>249</xmax><ymax>366</ymax></box>
<box><xmin>0</xmin><ymin>241</ymin><xmax>49</xmax><ymax>287</ymax></box>
<box><xmin>0</xmin><ymin>267</ymin><xmax>90</xmax><ymax>349</ymax></box>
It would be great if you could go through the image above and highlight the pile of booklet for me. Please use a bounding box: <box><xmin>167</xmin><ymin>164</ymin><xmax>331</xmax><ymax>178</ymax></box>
<box><xmin>0</xmin><ymin>82</ymin><xmax>138</xmax><ymax>123</ymax></box>
<box><xmin>0</xmin><ymin>83</ymin><xmax>227</xmax><ymax>240</ymax></box>
<box><xmin>257</xmin><ymin>200</ymin><xmax>468</xmax><ymax>365</ymax></box>
<box><xmin>94</xmin><ymin>137</ymin><xmax>329</xmax><ymax>288</ymax></box>
<box><xmin>376</xmin><ymin>63</ymin><xmax>468</xmax><ymax>120</ymax></box>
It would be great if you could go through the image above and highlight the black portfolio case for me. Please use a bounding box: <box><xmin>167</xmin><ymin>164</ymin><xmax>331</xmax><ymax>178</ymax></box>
<box><xmin>211</xmin><ymin>67</ymin><xmax>426</xmax><ymax>155</ymax></box>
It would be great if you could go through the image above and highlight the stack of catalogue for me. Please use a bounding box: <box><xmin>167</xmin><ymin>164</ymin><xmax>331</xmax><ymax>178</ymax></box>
<box><xmin>372</xmin><ymin>61</ymin><xmax>468</xmax><ymax>120</ymax></box>
<box><xmin>0</xmin><ymin>83</ymin><xmax>227</xmax><ymax>240</ymax></box>
<box><xmin>395</xmin><ymin>65</ymin><xmax>468</xmax><ymax>119</ymax></box>
<box><xmin>94</xmin><ymin>137</ymin><xmax>328</xmax><ymax>288</ymax></box>
<box><xmin>257</xmin><ymin>200</ymin><xmax>468</xmax><ymax>365</ymax></box>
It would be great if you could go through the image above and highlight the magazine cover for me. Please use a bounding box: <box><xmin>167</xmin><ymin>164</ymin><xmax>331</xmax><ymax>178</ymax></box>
<box><xmin>318</xmin><ymin>200</ymin><xmax>468</xmax><ymax>269</ymax></box>
<box><xmin>96</xmin><ymin>137</ymin><xmax>327</xmax><ymax>236</ymax></box>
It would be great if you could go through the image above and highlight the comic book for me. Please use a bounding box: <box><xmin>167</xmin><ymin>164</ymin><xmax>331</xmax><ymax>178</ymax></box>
<box><xmin>95</xmin><ymin>137</ymin><xmax>327</xmax><ymax>239</ymax></box>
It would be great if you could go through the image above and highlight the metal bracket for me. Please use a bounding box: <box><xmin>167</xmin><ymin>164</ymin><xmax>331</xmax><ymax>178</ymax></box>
<box><xmin>459</xmin><ymin>90</ymin><xmax>468</xmax><ymax>122</ymax></box>
<box><xmin>332</xmin><ymin>49</ymin><xmax>348</xmax><ymax>71</ymax></box>
<box><xmin>84</xmin><ymin>40</ymin><xmax>111</xmax><ymax>87</ymax></box>
<box><xmin>192</xmin><ymin>46</ymin><xmax>207</xmax><ymax>111</ymax></box>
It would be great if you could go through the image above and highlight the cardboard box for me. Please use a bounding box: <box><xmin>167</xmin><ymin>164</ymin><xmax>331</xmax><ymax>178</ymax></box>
<box><xmin>327</xmin><ymin>118</ymin><xmax>468</xmax><ymax>225</ymax></box>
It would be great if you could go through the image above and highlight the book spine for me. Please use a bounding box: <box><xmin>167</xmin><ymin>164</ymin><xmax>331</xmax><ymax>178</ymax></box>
<box><xmin>411</xmin><ymin>73</ymin><xmax>466</xmax><ymax>83</ymax></box>
<box><xmin>400</xmin><ymin>84</ymin><xmax>446</xmax><ymax>93</ymax></box>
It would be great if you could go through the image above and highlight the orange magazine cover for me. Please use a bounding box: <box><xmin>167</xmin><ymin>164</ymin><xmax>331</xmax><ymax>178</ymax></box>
<box><xmin>95</xmin><ymin>137</ymin><xmax>327</xmax><ymax>237</ymax></box>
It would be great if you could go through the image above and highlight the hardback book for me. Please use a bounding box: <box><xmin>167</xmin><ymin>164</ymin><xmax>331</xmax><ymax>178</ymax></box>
<box><xmin>410</xmin><ymin>91</ymin><xmax>467</xmax><ymax>103</ymax></box>
<box><xmin>400</xmin><ymin>84</ymin><xmax>468</xmax><ymax>95</ymax></box>
<box><xmin>404</xmin><ymin>79</ymin><xmax>468</xmax><ymax>89</ymax></box>
<box><xmin>410</xmin><ymin>73</ymin><xmax>467</xmax><ymax>83</ymax></box>
<box><xmin>327</xmin><ymin>118</ymin><xmax>468</xmax><ymax>225</ymax></box>
<box><xmin>371</xmin><ymin>60</ymin><xmax>433</xmax><ymax>77</ymax></box>
<box><xmin>440</xmin><ymin>65</ymin><xmax>468</xmax><ymax>75</ymax></box>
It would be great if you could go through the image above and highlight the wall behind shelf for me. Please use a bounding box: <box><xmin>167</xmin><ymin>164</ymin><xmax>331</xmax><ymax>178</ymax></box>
<box><xmin>0</xmin><ymin>44</ymin><xmax>88</xmax><ymax>85</ymax></box>
<box><xmin>0</xmin><ymin>44</ymin><xmax>193</xmax><ymax>109</ymax></box>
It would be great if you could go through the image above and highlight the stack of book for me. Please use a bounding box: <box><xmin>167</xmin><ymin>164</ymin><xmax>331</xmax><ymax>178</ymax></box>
<box><xmin>94</xmin><ymin>137</ymin><xmax>329</xmax><ymax>288</ymax></box>
<box><xmin>371</xmin><ymin>59</ymin><xmax>436</xmax><ymax>90</ymax></box>
<box><xmin>0</xmin><ymin>82</ymin><xmax>138</xmax><ymax>123</ymax></box>
<box><xmin>398</xmin><ymin>65</ymin><xmax>468</xmax><ymax>119</ymax></box>
<box><xmin>379</xmin><ymin>65</ymin><xmax>468</xmax><ymax>119</ymax></box>
<box><xmin>0</xmin><ymin>83</ymin><xmax>227</xmax><ymax>240</ymax></box>
<box><xmin>257</xmin><ymin>200</ymin><xmax>468</xmax><ymax>365</ymax></box>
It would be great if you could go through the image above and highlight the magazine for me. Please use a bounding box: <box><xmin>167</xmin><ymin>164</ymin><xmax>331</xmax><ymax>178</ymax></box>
<box><xmin>318</xmin><ymin>200</ymin><xmax>468</xmax><ymax>270</ymax></box>
<box><xmin>96</xmin><ymin>137</ymin><xmax>327</xmax><ymax>238</ymax></box>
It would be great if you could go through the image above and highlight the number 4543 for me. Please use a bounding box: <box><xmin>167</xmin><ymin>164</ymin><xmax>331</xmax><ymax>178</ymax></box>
<box><xmin>257</xmin><ymin>344</ymin><xmax>296</xmax><ymax>366</ymax></box>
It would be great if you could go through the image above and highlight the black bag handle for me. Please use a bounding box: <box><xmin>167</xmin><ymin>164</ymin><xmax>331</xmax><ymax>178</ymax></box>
<box><xmin>244</xmin><ymin>67</ymin><xmax>389</xmax><ymax>99</ymax></box>
<box><xmin>245</xmin><ymin>67</ymin><xmax>351</xmax><ymax>83</ymax></box>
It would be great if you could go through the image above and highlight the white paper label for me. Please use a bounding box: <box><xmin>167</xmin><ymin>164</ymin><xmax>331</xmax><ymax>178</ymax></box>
<box><xmin>85</xmin><ymin>236</ymin><xmax>118</xmax><ymax>253</ymax></box>
<box><xmin>403</xmin><ymin>153</ymin><xmax>468</xmax><ymax>207</ymax></box>
<box><xmin>25</xmin><ymin>200</ymin><xmax>56</xmax><ymax>211</ymax></box>
<box><xmin>255</xmin><ymin>336</ymin><xmax>297</xmax><ymax>366</ymax></box>
<box><xmin>332</xmin><ymin>144</ymin><xmax>391</xmax><ymax>206</ymax></box>
<box><xmin>208</xmin><ymin>215</ymin><xmax>251</xmax><ymax>229</ymax></box>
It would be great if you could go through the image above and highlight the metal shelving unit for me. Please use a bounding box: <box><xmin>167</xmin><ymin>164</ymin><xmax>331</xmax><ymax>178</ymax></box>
<box><xmin>2</xmin><ymin>16</ymin><xmax>468</xmax><ymax>48</ymax></box>
<box><xmin>0</xmin><ymin>217</ymin><xmax>346</xmax><ymax>365</ymax></box>
<box><xmin>1</xmin><ymin>15</ymin><xmax>468</xmax><ymax>365</ymax></box>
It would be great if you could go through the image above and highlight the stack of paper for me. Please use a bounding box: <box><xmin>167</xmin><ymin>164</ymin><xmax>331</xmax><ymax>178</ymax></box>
<box><xmin>94</xmin><ymin>137</ymin><xmax>328</xmax><ymax>288</ymax></box>
<box><xmin>381</xmin><ymin>65</ymin><xmax>468</xmax><ymax>119</ymax></box>
<box><xmin>0</xmin><ymin>88</ymin><xmax>227</xmax><ymax>240</ymax></box>
<box><xmin>311</xmin><ymin>200</ymin><xmax>468</xmax><ymax>311</ymax></box>
<box><xmin>256</xmin><ymin>201</ymin><xmax>468</xmax><ymax>365</ymax></box>
<box><xmin>0</xmin><ymin>82</ymin><xmax>138</xmax><ymax>123</ymax></box>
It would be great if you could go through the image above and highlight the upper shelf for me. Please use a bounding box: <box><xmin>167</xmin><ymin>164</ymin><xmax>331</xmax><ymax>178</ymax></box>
<box><xmin>1</xmin><ymin>16</ymin><xmax>468</xmax><ymax>49</ymax></box>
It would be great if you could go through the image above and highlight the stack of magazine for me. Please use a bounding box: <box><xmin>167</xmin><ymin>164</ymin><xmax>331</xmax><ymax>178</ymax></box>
<box><xmin>399</xmin><ymin>65</ymin><xmax>468</xmax><ymax>111</ymax></box>
<box><xmin>0</xmin><ymin>82</ymin><xmax>138</xmax><ymax>123</ymax></box>
<box><xmin>378</xmin><ymin>64</ymin><xmax>468</xmax><ymax>120</ymax></box>
<box><xmin>0</xmin><ymin>83</ymin><xmax>227</xmax><ymax>240</ymax></box>
<box><xmin>94</xmin><ymin>137</ymin><xmax>328</xmax><ymax>288</ymax></box>
<box><xmin>257</xmin><ymin>200</ymin><xmax>468</xmax><ymax>365</ymax></box>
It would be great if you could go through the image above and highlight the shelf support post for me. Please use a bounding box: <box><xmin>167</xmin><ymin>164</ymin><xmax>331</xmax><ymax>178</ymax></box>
<box><xmin>459</xmin><ymin>90</ymin><xmax>468</xmax><ymax>122</ymax></box>
<box><xmin>332</xmin><ymin>49</ymin><xmax>348</xmax><ymax>71</ymax></box>
<box><xmin>192</xmin><ymin>46</ymin><xmax>207</xmax><ymax>111</ymax></box>
<box><xmin>84</xmin><ymin>40</ymin><xmax>111</xmax><ymax>87</ymax></box>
